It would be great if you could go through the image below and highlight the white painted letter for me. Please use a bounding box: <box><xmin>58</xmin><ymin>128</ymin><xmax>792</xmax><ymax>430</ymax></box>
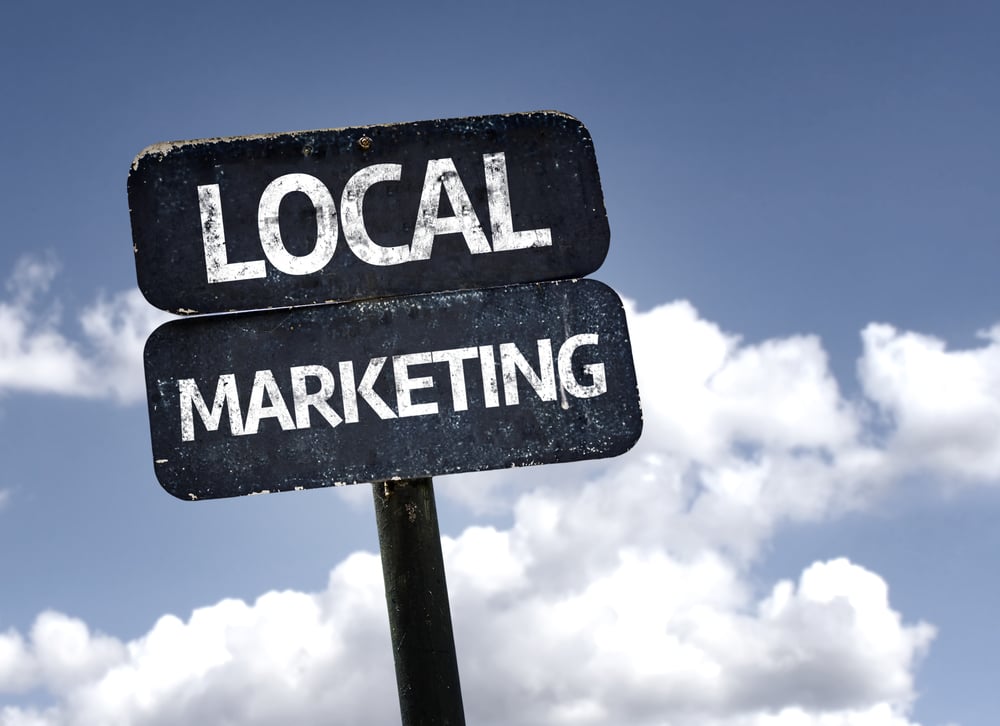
<box><xmin>479</xmin><ymin>345</ymin><xmax>500</xmax><ymax>408</ymax></box>
<box><xmin>431</xmin><ymin>347</ymin><xmax>479</xmax><ymax>411</ymax></box>
<box><xmin>483</xmin><ymin>152</ymin><xmax>552</xmax><ymax>251</ymax></box>
<box><xmin>394</xmin><ymin>352</ymin><xmax>438</xmax><ymax>418</ymax></box>
<box><xmin>411</xmin><ymin>158</ymin><xmax>491</xmax><ymax>259</ymax></box>
<box><xmin>340</xmin><ymin>358</ymin><xmax>397</xmax><ymax>422</ymax></box>
<box><xmin>499</xmin><ymin>339</ymin><xmax>557</xmax><ymax>405</ymax></box>
<box><xmin>179</xmin><ymin>374</ymin><xmax>245</xmax><ymax>441</ymax></box>
<box><xmin>343</xmin><ymin>163</ymin><xmax>412</xmax><ymax>266</ymax></box>
<box><xmin>290</xmin><ymin>365</ymin><xmax>342</xmax><ymax>429</ymax></box>
<box><xmin>558</xmin><ymin>333</ymin><xmax>607</xmax><ymax>398</ymax></box>
<box><xmin>243</xmin><ymin>370</ymin><xmax>296</xmax><ymax>435</ymax></box>
<box><xmin>198</xmin><ymin>185</ymin><xmax>266</xmax><ymax>283</ymax></box>
<box><xmin>257</xmin><ymin>173</ymin><xmax>338</xmax><ymax>275</ymax></box>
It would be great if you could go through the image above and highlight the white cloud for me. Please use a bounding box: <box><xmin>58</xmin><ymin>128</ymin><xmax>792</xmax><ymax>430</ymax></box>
<box><xmin>725</xmin><ymin>704</ymin><xmax>926</xmax><ymax>726</ymax></box>
<box><xmin>77</xmin><ymin>289</ymin><xmax>173</xmax><ymax>403</ymax></box>
<box><xmin>0</xmin><ymin>555</ymin><xmax>398</xmax><ymax>726</ymax></box>
<box><xmin>626</xmin><ymin>300</ymin><xmax>862</xmax><ymax>463</ymax></box>
<box><xmin>0</xmin><ymin>547</ymin><xmax>931</xmax><ymax>726</ymax></box>
<box><xmin>5</xmin><ymin>256</ymin><xmax>59</xmax><ymax>307</ymax></box>
<box><xmin>859</xmin><ymin>322</ymin><xmax>1000</xmax><ymax>482</ymax></box>
<box><xmin>0</xmin><ymin>628</ymin><xmax>34</xmax><ymax>693</ymax></box>
<box><xmin>0</xmin><ymin>256</ymin><xmax>171</xmax><ymax>404</ymax></box>
<box><xmin>7</xmin><ymin>292</ymin><xmax>1000</xmax><ymax>724</ymax></box>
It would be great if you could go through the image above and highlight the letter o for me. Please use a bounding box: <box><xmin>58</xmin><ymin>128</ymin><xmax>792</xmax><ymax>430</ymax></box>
<box><xmin>257</xmin><ymin>173</ymin><xmax>339</xmax><ymax>275</ymax></box>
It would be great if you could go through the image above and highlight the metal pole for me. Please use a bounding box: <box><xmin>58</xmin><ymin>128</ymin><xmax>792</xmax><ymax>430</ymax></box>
<box><xmin>372</xmin><ymin>477</ymin><xmax>466</xmax><ymax>726</ymax></box>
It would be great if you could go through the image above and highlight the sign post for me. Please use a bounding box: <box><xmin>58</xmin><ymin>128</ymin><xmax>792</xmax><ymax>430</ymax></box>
<box><xmin>129</xmin><ymin>111</ymin><xmax>642</xmax><ymax>726</ymax></box>
<box><xmin>374</xmin><ymin>478</ymin><xmax>465</xmax><ymax>726</ymax></box>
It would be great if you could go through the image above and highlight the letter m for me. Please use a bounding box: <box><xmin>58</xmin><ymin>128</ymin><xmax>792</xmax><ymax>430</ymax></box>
<box><xmin>178</xmin><ymin>375</ymin><xmax>245</xmax><ymax>442</ymax></box>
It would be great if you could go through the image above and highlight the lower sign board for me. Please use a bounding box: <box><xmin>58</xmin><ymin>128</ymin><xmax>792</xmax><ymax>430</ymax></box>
<box><xmin>143</xmin><ymin>279</ymin><xmax>642</xmax><ymax>500</ymax></box>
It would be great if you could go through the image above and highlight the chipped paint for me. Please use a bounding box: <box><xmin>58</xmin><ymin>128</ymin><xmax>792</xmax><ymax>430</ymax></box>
<box><xmin>404</xmin><ymin>502</ymin><xmax>418</xmax><ymax>523</ymax></box>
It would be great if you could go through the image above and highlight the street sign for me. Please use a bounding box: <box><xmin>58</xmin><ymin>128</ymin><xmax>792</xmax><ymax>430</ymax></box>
<box><xmin>129</xmin><ymin>111</ymin><xmax>610</xmax><ymax>315</ymax></box>
<box><xmin>143</xmin><ymin>279</ymin><xmax>642</xmax><ymax>500</ymax></box>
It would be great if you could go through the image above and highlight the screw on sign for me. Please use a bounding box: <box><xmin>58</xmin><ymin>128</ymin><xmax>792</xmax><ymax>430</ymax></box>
<box><xmin>128</xmin><ymin>112</ymin><xmax>641</xmax><ymax>726</ymax></box>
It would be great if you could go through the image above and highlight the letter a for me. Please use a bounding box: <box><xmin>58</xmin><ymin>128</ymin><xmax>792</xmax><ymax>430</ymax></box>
<box><xmin>411</xmin><ymin>158</ymin><xmax>491</xmax><ymax>259</ymax></box>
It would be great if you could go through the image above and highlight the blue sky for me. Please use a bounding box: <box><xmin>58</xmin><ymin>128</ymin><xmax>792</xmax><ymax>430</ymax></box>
<box><xmin>1</xmin><ymin>2</ymin><xmax>999</xmax><ymax>724</ymax></box>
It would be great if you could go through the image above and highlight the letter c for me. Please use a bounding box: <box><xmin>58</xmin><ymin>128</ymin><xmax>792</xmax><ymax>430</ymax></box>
<box><xmin>342</xmin><ymin>164</ymin><xmax>411</xmax><ymax>266</ymax></box>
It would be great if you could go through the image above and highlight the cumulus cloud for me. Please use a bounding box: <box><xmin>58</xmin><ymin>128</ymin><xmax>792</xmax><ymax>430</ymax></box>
<box><xmin>859</xmin><ymin>322</ymin><xmax>1000</xmax><ymax>482</ymax></box>
<box><xmin>0</xmin><ymin>613</ymin><xmax>125</xmax><ymax>697</ymax></box>
<box><xmin>6</xmin><ymin>294</ymin><xmax>986</xmax><ymax>724</ymax></box>
<box><xmin>0</xmin><ymin>256</ymin><xmax>170</xmax><ymax>403</ymax></box>
<box><xmin>0</xmin><ymin>554</ymin><xmax>397</xmax><ymax>726</ymax></box>
<box><xmin>616</xmin><ymin>299</ymin><xmax>891</xmax><ymax>559</ymax></box>
<box><xmin>0</xmin><ymin>549</ymin><xmax>931</xmax><ymax>726</ymax></box>
<box><xmin>626</xmin><ymin>300</ymin><xmax>863</xmax><ymax>462</ymax></box>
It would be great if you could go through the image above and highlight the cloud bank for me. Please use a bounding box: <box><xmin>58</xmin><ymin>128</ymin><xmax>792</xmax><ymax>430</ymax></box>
<box><xmin>3</xmin><ymin>262</ymin><xmax>1000</xmax><ymax>724</ymax></box>
<box><xmin>0</xmin><ymin>553</ymin><xmax>932</xmax><ymax>726</ymax></box>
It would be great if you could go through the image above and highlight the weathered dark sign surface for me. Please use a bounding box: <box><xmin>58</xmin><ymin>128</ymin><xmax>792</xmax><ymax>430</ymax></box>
<box><xmin>144</xmin><ymin>279</ymin><xmax>642</xmax><ymax>500</ymax></box>
<box><xmin>129</xmin><ymin>111</ymin><xmax>610</xmax><ymax>314</ymax></box>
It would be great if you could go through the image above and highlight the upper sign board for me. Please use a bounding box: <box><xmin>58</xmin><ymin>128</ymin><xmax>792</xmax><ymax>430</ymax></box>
<box><xmin>129</xmin><ymin>111</ymin><xmax>610</xmax><ymax>314</ymax></box>
<box><xmin>143</xmin><ymin>279</ymin><xmax>642</xmax><ymax>500</ymax></box>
